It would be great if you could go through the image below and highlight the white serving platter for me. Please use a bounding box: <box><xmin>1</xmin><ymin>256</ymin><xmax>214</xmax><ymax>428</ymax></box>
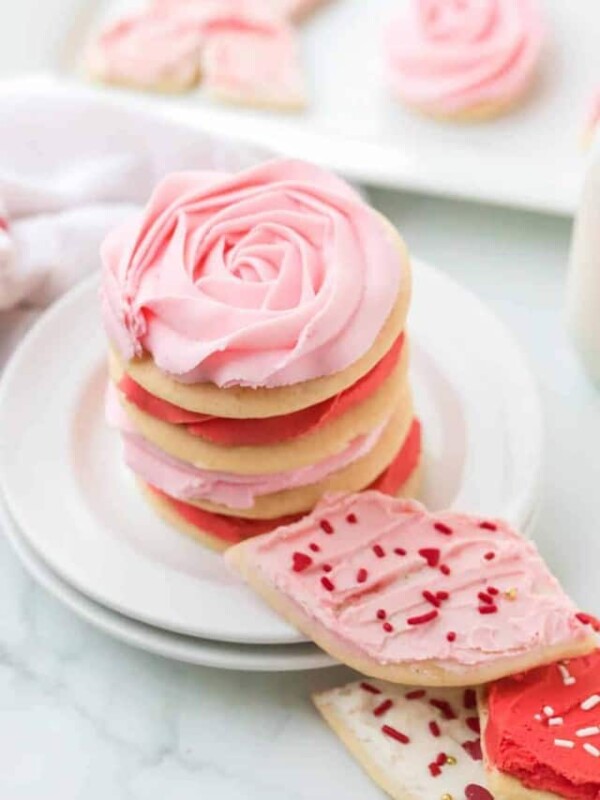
<box><xmin>42</xmin><ymin>0</ymin><xmax>600</xmax><ymax>215</ymax></box>
<box><xmin>0</xmin><ymin>258</ymin><xmax>542</xmax><ymax>646</ymax></box>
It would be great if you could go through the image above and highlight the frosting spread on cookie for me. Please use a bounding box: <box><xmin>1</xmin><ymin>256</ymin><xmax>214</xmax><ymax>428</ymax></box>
<box><xmin>232</xmin><ymin>492</ymin><xmax>590</xmax><ymax>668</ymax></box>
<box><xmin>118</xmin><ymin>334</ymin><xmax>404</xmax><ymax>445</ymax></box>
<box><xmin>107</xmin><ymin>379</ymin><xmax>389</xmax><ymax>508</ymax></box>
<box><xmin>201</xmin><ymin>24</ymin><xmax>305</xmax><ymax>108</ymax></box>
<box><xmin>316</xmin><ymin>681</ymin><xmax>488</xmax><ymax>797</ymax></box>
<box><xmin>386</xmin><ymin>0</ymin><xmax>544</xmax><ymax>114</ymax></box>
<box><xmin>486</xmin><ymin>650</ymin><xmax>600</xmax><ymax>800</ymax></box>
<box><xmin>145</xmin><ymin>426</ymin><xmax>421</xmax><ymax>544</ymax></box>
<box><xmin>101</xmin><ymin>159</ymin><xmax>404</xmax><ymax>387</ymax></box>
<box><xmin>88</xmin><ymin>1</ymin><xmax>293</xmax><ymax>91</ymax></box>
<box><xmin>87</xmin><ymin>10</ymin><xmax>204</xmax><ymax>89</ymax></box>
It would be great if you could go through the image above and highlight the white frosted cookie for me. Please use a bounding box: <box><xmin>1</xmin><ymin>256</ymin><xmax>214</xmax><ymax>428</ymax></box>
<box><xmin>226</xmin><ymin>492</ymin><xmax>595</xmax><ymax>686</ymax></box>
<box><xmin>314</xmin><ymin>679</ymin><xmax>492</xmax><ymax>800</ymax></box>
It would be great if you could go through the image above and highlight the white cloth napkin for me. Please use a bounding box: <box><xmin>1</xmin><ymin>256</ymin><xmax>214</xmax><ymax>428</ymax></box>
<box><xmin>0</xmin><ymin>77</ymin><xmax>268</xmax><ymax>362</ymax></box>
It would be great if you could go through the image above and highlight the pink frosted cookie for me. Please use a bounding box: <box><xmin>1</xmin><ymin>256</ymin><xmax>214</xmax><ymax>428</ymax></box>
<box><xmin>385</xmin><ymin>0</ymin><xmax>545</xmax><ymax>121</ymax></box>
<box><xmin>226</xmin><ymin>492</ymin><xmax>595</xmax><ymax>685</ymax></box>
<box><xmin>314</xmin><ymin>679</ymin><xmax>492</xmax><ymax>800</ymax></box>
<box><xmin>201</xmin><ymin>22</ymin><xmax>306</xmax><ymax>110</ymax></box>
<box><xmin>87</xmin><ymin>0</ymin><xmax>306</xmax><ymax>109</ymax></box>
<box><xmin>86</xmin><ymin>9</ymin><xmax>204</xmax><ymax>92</ymax></box>
<box><xmin>481</xmin><ymin>649</ymin><xmax>600</xmax><ymax>800</ymax></box>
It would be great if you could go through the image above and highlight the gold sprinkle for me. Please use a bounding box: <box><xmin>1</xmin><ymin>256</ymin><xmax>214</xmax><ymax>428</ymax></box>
<box><xmin>505</xmin><ymin>588</ymin><xmax>518</xmax><ymax>601</ymax></box>
<box><xmin>441</xmin><ymin>794</ymin><xmax>453</xmax><ymax>800</ymax></box>
<box><xmin>445</xmin><ymin>756</ymin><xmax>457</xmax><ymax>765</ymax></box>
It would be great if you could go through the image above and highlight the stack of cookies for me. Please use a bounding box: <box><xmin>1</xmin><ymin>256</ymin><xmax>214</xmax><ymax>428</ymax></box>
<box><xmin>102</xmin><ymin>159</ymin><xmax>420</xmax><ymax>551</ymax></box>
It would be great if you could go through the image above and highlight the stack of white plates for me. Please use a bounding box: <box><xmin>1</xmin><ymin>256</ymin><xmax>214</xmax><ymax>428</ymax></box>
<box><xmin>0</xmin><ymin>258</ymin><xmax>542</xmax><ymax>671</ymax></box>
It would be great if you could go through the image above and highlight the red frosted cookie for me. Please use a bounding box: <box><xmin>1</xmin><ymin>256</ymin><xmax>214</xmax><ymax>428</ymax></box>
<box><xmin>314</xmin><ymin>679</ymin><xmax>492</xmax><ymax>800</ymax></box>
<box><xmin>481</xmin><ymin>648</ymin><xmax>600</xmax><ymax>800</ymax></box>
<box><xmin>226</xmin><ymin>491</ymin><xmax>595</xmax><ymax>685</ymax></box>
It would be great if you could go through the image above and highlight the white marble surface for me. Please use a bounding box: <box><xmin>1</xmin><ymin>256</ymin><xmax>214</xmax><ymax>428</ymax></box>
<box><xmin>1</xmin><ymin>184</ymin><xmax>599</xmax><ymax>799</ymax></box>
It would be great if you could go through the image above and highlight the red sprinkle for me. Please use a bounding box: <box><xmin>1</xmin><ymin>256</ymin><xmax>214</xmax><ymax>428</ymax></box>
<box><xmin>356</xmin><ymin>568</ymin><xmax>368</xmax><ymax>584</ymax></box>
<box><xmin>373</xmin><ymin>699</ymin><xmax>393</xmax><ymax>717</ymax></box>
<box><xmin>484</xmin><ymin>551</ymin><xmax>496</xmax><ymax>561</ymax></box>
<box><xmin>292</xmin><ymin>552</ymin><xmax>312</xmax><ymax>572</ymax></box>
<box><xmin>479</xmin><ymin>521</ymin><xmax>497</xmax><ymax>532</ymax></box>
<box><xmin>321</xmin><ymin>576</ymin><xmax>335</xmax><ymax>592</ymax></box>
<box><xmin>360</xmin><ymin>682</ymin><xmax>381</xmax><ymax>695</ymax></box>
<box><xmin>394</xmin><ymin>547</ymin><xmax>407</xmax><ymax>556</ymax></box>
<box><xmin>376</xmin><ymin>609</ymin><xmax>387</xmax><ymax>620</ymax></box>
<box><xmin>576</xmin><ymin>612</ymin><xmax>600</xmax><ymax>631</ymax></box>
<box><xmin>406</xmin><ymin>690</ymin><xmax>426</xmax><ymax>700</ymax></box>
<box><xmin>346</xmin><ymin>513</ymin><xmax>358</xmax><ymax>524</ymax></box>
<box><xmin>381</xmin><ymin>725</ymin><xmax>410</xmax><ymax>745</ymax></box>
<box><xmin>462</xmin><ymin>739</ymin><xmax>483</xmax><ymax>761</ymax></box>
<box><xmin>466</xmin><ymin>786</ymin><xmax>494</xmax><ymax>800</ymax></box>
<box><xmin>430</xmin><ymin>699</ymin><xmax>457</xmax><ymax>720</ymax></box>
<box><xmin>434</xmin><ymin>522</ymin><xmax>453</xmax><ymax>535</ymax></box>
<box><xmin>436</xmin><ymin>591</ymin><xmax>449</xmax><ymax>601</ymax></box>
<box><xmin>428</xmin><ymin>763</ymin><xmax>442</xmax><ymax>777</ymax></box>
<box><xmin>446</xmin><ymin>631</ymin><xmax>457</xmax><ymax>643</ymax></box>
<box><xmin>372</xmin><ymin>544</ymin><xmax>386</xmax><ymax>558</ymax></box>
<box><xmin>383</xmin><ymin>622</ymin><xmax>394</xmax><ymax>633</ymax></box>
<box><xmin>407</xmin><ymin>610</ymin><xmax>439</xmax><ymax>626</ymax></box>
<box><xmin>423</xmin><ymin>590</ymin><xmax>441</xmax><ymax>608</ymax></box>
<box><xmin>418</xmin><ymin>548</ymin><xmax>441</xmax><ymax>567</ymax></box>
<box><xmin>487</xmin><ymin>586</ymin><xmax>499</xmax><ymax>596</ymax></box>
<box><xmin>322</xmin><ymin>564</ymin><xmax>332</xmax><ymax>573</ymax></box>
<box><xmin>478</xmin><ymin>591</ymin><xmax>493</xmax><ymax>604</ymax></box>
<box><xmin>308</xmin><ymin>543</ymin><xmax>320</xmax><ymax>553</ymax></box>
<box><xmin>320</xmin><ymin>519</ymin><xmax>334</xmax><ymax>534</ymax></box>
<box><xmin>436</xmin><ymin>752</ymin><xmax>448</xmax><ymax>766</ymax></box>
<box><xmin>463</xmin><ymin>689</ymin><xmax>477</xmax><ymax>710</ymax></box>
<box><xmin>467</xmin><ymin>716</ymin><xmax>481</xmax><ymax>734</ymax></box>
<box><xmin>440</xmin><ymin>564</ymin><xmax>451</xmax><ymax>575</ymax></box>
<box><xmin>429</xmin><ymin>721</ymin><xmax>441</xmax><ymax>737</ymax></box>
<box><xmin>478</xmin><ymin>604</ymin><xmax>498</xmax><ymax>615</ymax></box>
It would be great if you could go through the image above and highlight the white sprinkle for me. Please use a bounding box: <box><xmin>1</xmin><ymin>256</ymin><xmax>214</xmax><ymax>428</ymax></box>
<box><xmin>577</xmin><ymin>726</ymin><xmax>600</xmax><ymax>738</ymax></box>
<box><xmin>548</xmin><ymin>717</ymin><xmax>564</xmax><ymax>726</ymax></box>
<box><xmin>554</xmin><ymin>739</ymin><xmax>575</xmax><ymax>749</ymax></box>
<box><xmin>581</xmin><ymin>695</ymin><xmax>600</xmax><ymax>711</ymax></box>
<box><xmin>534</xmin><ymin>714</ymin><xmax>542</xmax><ymax>721</ymax></box>
<box><xmin>558</xmin><ymin>664</ymin><xmax>576</xmax><ymax>686</ymax></box>
<box><xmin>583</xmin><ymin>743</ymin><xmax>600</xmax><ymax>758</ymax></box>
<box><xmin>543</xmin><ymin>706</ymin><xmax>555</xmax><ymax>716</ymax></box>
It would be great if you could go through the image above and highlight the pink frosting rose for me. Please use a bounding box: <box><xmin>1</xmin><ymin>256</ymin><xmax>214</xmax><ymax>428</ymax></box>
<box><xmin>101</xmin><ymin>159</ymin><xmax>403</xmax><ymax>388</ymax></box>
<box><xmin>386</xmin><ymin>0</ymin><xmax>545</xmax><ymax>115</ymax></box>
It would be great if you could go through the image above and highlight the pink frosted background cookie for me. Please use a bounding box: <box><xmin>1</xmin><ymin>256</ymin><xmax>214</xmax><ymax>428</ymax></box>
<box><xmin>227</xmin><ymin>491</ymin><xmax>595</xmax><ymax>685</ymax></box>
<box><xmin>385</xmin><ymin>0</ymin><xmax>545</xmax><ymax>121</ymax></box>
<box><xmin>87</xmin><ymin>0</ymin><xmax>309</xmax><ymax>109</ymax></box>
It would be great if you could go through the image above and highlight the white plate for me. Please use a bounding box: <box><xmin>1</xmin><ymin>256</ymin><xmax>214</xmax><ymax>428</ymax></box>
<box><xmin>0</xmin><ymin>496</ymin><xmax>334</xmax><ymax>671</ymax></box>
<box><xmin>0</xmin><ymin>258</ymin><xmax>542</xmax><ymax>645</ymax></box>
<box><xmin>50</xmin><ymin>0</ymin><xmax>600</xmax><ymax>215</ymax></box>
